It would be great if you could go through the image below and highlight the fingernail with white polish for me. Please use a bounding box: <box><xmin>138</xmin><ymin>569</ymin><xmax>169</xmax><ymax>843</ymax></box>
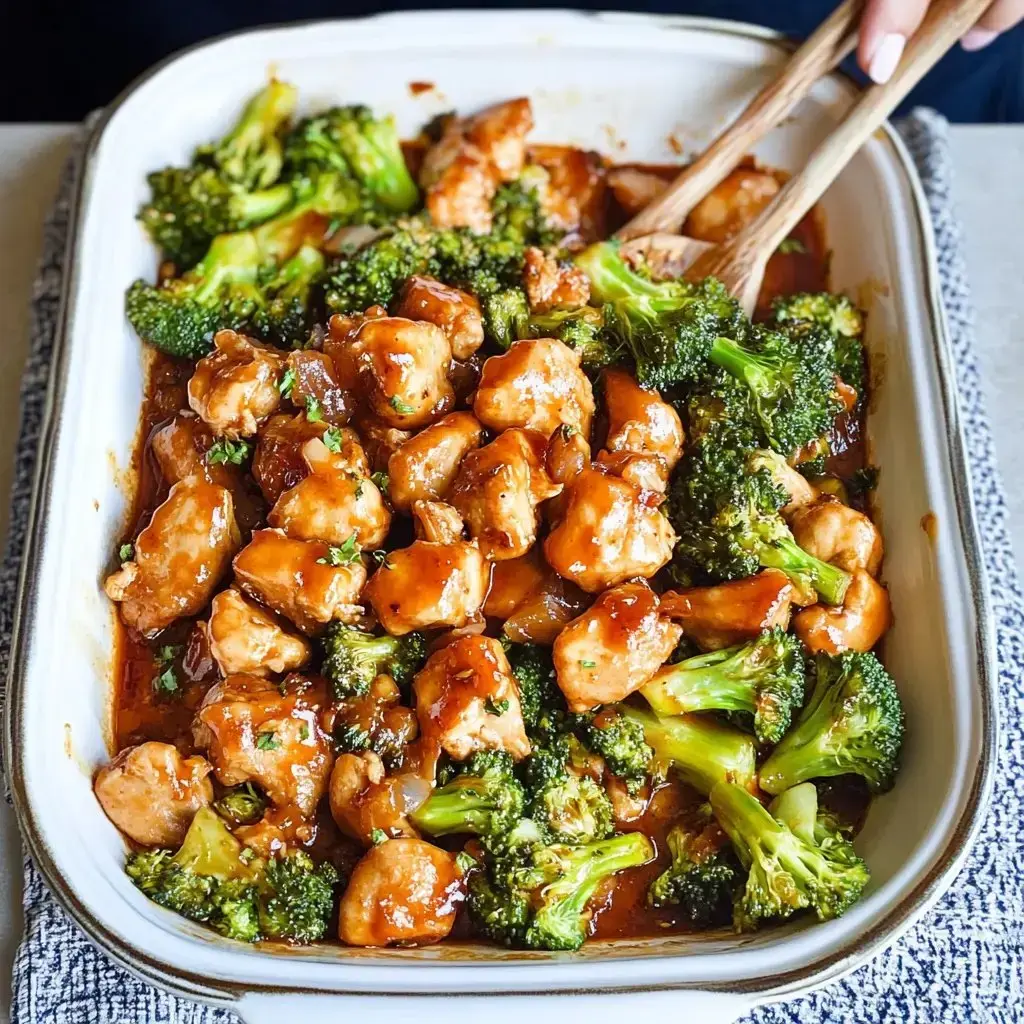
<box><xmin>868</xmin><ymin>33</ymin><xmax>906</xmax><ymax>85</ymax></box>
<box><xmin>962</xmin><ymin>27</ymin><xmax>999</xmax><ymax>52</ymax></box>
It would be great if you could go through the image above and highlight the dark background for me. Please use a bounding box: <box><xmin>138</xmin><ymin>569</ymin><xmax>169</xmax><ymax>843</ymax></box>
<box><xmin>3</xmin><ymin>1</ymin><xmax>1023</xmax><ymax>122</ymax></box>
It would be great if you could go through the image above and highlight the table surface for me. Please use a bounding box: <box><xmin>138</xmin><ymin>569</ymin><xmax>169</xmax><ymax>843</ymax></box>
<box><xmin>0</xmin><ymin>122</ymin><xmax>1021</xmax><ymax>1022</ymax></box>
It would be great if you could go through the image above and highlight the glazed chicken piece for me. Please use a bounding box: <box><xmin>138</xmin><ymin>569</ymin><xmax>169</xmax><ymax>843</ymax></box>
<box><xmin>186</xmin><ymin>330</ymin><xmax>285</xmax><ymax>439</ymax></box>
<box><xmin>322</xmin><ymin>305</ymin><xmax>389</xmax><ymax>387</ymax></box>
<box><xmin>484</xmin><ymin>548</ymin><xmax>590</xmax><ymax>645</ymax></box>
<box><xmin>552</xmin><ymin>581</ymin><xmax>681</xmax><ymax>713</ymax></box>
<box><xmin>594</xmin><ymin>450</ymin><xmax>673</xmax><ymax>495</ymax></box>
<box><xmin>104</xmin><ymin>477</ymin><xmax>240</xmax><ymax>636</ymax></box>
<box><xmin>233</xmin><ymin>528</ymin><xmax>367</xmax><ymax>635</ymax></box>
<box><xmin>194</xmin><ymin>673</ymin><xmax>333</xmax><ymax>816</ymax></box>
<box><xmin>526</xmin><ymin>144</ymin><xmax>607</xmax><ymax>241</ymax></box>
<box><xmin>206</xmin><ymin>588</ymin><xmax>311</xmax><ymax>677</ymax></box>
<box><xmin>394</xmin><ymin>276</ymin><xmax>485</xmax><ymax>361</ymax></box>
<box><xmin>352</xmin><ymin>413</ymin><xmax>415</xmax><ymax>474</ymax></box>
<box><xmin>788</xmin><ymin>495</ymin><xmax>884</xmax><ymax>576</ymax></box>
<box><xmin>364</xmin><ymin>527</ymin><xmax>490</xmax><ymax>636</ymax></box>
<box><xmin>793</xmin><ymin>571</ymin><xmax>893</xmax><ymax>655</ymax></box>
<box><xmin>545</xmin><ymin>423</ymin><xmax>592</xmax><ymax>486</ymax></box>
<box><xmin>338</xmin><ymin>838</ymin><xmax>463</xmax><ymax>947</ymax></box>
<box><xmin>411</xmin><ymin>500</ymin><xmax>467</xmax><ymax>545</ymax></box>
<box><xmin>267</xmin><ymin>436</ymin><xmax>390</xmax><ymax>548</ymax></box>
<box><xmin>544</xmin><ymin>466</ymin><xmax>676</xmax><ymax>593</ymax></box>
<box><xmin>660</xmin><ymin>569</ymin><xmax>795</xmax><ymax>651</ymax></box>
<box><xmin>420</xmin><ymin>98</ymin><xmax>533</xmax><ymax>233</ymax></box>
<box><xmin>606</xmin><ymin>165</ymin><xmax>671</xmax><ymax>217</ymax></box>
<box><xmin>329</xmin><ymin>750</ymin><xmax>425</xmax><ymax>845</ymax></box>
<box><xmin>522</xmin><ymin>246</ymin><xmax>591</xmax><ymax>313</ymax></box>
<box><xmin>683</xmin><ymin>168</ymin><xmax>781</xmax><ymax>244</ymax></box>
<box><xmin>387</xmin><ymin>411</ymin><xmax>484</xmax><ymax>512</ymax></box>
<box><xmin>412</xmin><ymin>635</ymin><xmax>531</xmax><ymax>760</ymax></box>
<box><xmin>251</xmin><ymin>413</ymin><xmax>333</xmax><ymax>505</ymax></box>
<box><xmin>284</xmin><ymin>349</ymin><xmax>353</xmax><ymax>426</ymax></box>
<box><xmin>345</xmin><ymin>316</ymin><xmax>455</xmax><ymax>429</ymax></box>
<box><xmin>94</xmin><ymin>741</ymin><xmax>213</xmax><ymax>847</ymax></box>
<box><xmin>150</xmin><ymin>412</ymin><xmax>236</xmax><ymax>488</ymax></box>
<box><xmin>473</xmin><ymin>338</ymin><xmax>595</xmax><ymax>438</ymax></box>
<box><xmin>450</xmin><ymin>428</ymin><xmax>562</xmax><ymax>561</ymax></box>
<box><xmin>602</xmin><ymin>368</ymin><xmax>685</xmax><ymax>482</ymax></box>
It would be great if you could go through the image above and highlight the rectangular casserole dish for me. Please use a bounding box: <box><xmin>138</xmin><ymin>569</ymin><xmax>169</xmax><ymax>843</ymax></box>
<box><xmin>3</xmin><ymin>11</ymin><xmax>997</xmax><ymax>1024</ymax></box>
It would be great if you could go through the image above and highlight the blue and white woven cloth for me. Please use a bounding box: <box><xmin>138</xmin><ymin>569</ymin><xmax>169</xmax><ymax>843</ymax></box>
<box><xmin>2</xmin><ymin>110</ymin><xmax>1021</xmax><ymax>1024</ymax></box>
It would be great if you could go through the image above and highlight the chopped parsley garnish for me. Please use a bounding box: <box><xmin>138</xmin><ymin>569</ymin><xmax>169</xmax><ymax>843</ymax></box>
<box><xmin>206</xmin><ymin>438</ymin><xmax>252</xmax><ymax>465</ymax></box>
<box><xmin>389</xmin><ymin>395</ymin><xmax>415</xmax><ymax>415</ymax></box>
<box><xmin>277</xmin><ymin>367</ymin><xmax>297</xmax><ymax>399</ymax></box>
<box><xmin>371</xmin><ymin>470</ymin><xmax>389</xmax><ymax>494</ymax></box>
<box><xmin>305</xmin><ymin>394</ymin><xmax>323</xmax><ymax>423</ymax></box>
<box><xmin>778</xmin><ymin>237</ymin><xmax>807</xmax><ymax>255</ymax></box>
<box><xmin>118</xmin><ymin>543</ymin><xmax>134</xmax><ymax>562</ymax></box>
<box><xmin>370</xmin><ymin>828</ymin><xmax>388</xmax><ymax>845</ymax></box>
<box><xmin>579</xmin><ymin>659</ymin><xmax>597</xmax><ymax>669</ymax></box>
<box><xmin>485</xmin><ymin>696</ymin><xmax>510</xmax><ymax>716</ymax></box>
<box><xmin>256</xmin><ymin>731</ymin><xmax>280</xmax><ymax>751</ymax></box>
<box><xmin>322</xmin><ymin>427</ymin><xmax>343</xmax><ymax>453</ymax></box>
<box><xmin>154</xmin><ymin>666</ymin><xmax>179</xmax><ymax>694</ymax></box>
<box><xmin>299</xmin><ymin>724</ymin><xmax>310</xmax><ymax>741</ymax></box>
<box><xmin>316</xmin><ymin>534</ymin><xmax>361</xmax><ymax>566</ymax></box>
<box><xmin>371</xmin><ymin>550</ymin><xmax>393</xmax><ymax>570</ymax></box>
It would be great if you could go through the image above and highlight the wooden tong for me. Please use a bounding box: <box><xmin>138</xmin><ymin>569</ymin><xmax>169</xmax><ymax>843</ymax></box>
<box><xmin>618</xmin><ymin>0</ymin><xmax>993</xmax><ymax>313</ymax></box>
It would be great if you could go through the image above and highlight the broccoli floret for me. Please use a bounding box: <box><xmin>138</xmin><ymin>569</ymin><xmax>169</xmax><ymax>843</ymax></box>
<box><xmin>619</xmin><ymin>705</ymin><xmax>757</xmax><ymax>797</ymax></box>
<box><xmin>710</xmin><ymin>781</ymin><xmax>870</xmax><ymax>930</ymax></box>
<box><xmin>759</xmin><ymin>651</ymin><xmax>905</xmax><ymax>795</ymax></box>
<box><xmin>321</xmin><ymin>624</ymin><xmax>427</xmax><ymax>699</ymax></box>
<box><xmin>483</xmin><ymin>288</ymin><xmax>530</xmax><ymax>348</ymax></box>
<box><xmin>647</xmin><ymin>821</ymin><xmax>738</xmax><ymax>927</ymax></box>
<box><xmin>578</xmin><ymin>709</ymin><xmax>653</xmax><ymax>792</ymax></box>
<box><xmin>254</xmin><ymin>243</ymin><xmax>326</xmax><ymax>346</ymax></box>
<box><xmin>214</xmin><ymin>783</ymin><xmax>268</xmax><ymax>827</ymax></box>
<box><xmin>467</xmin><ymin>830</ymin><xmax>655</xmax><ymax>950</ymax></box>
<box><xmin>126</xmin><ymin>807</ymin><xmax>261</xmax><ymax>941</ymax></box>
<box><xmin>491</xmin><ymin>174</ymin><xmax>557</xmax><ymax>247</ymax></box>
<box><xmin>198</xmin><ymin>80</ymin><xmax>298</xmax><ymax>190</ymax></box>
<box><xmin>641</xmin><ymin>629</ymin><xmax>806</xmax><ymax>745</ymax></box>
<box><xmin>284</xmin><ymin>105</ymin><xmax>419</xmax><ymax>213</ymax></box>
<box><xmin>667</xmin><ymin>434</ymin><xmax>851</xmax><ymax>605</ymax></box>
<box><xmin>706</xmin><ymin>324</ymin><xmax>844</xmax><ymax>459</ymax></box>
<box><xmin>524</xmin><ymin>305</ymin><xmax>623</xmax><ymax>372</ymax></box>
<box><xmin>258</xmin><ymin>851</ymin><xmax>339</xmax><ymax>943</ymax></box>
<box><xmin>574</xmin><ymin>240</ymin><xmax>739</xmax><ymax>391</ymax></box>
<box><xmin>410</xmin><ymin>751</ymin><xmax>525</xmax><ymax>839</ymax></box>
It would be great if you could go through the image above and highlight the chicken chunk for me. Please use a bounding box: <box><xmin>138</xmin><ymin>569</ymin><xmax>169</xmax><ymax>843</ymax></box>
<box><xmin>526</xmin><ymin>144</ymin><xmax>607</xmax><ymax>241</ymax></box>
<box><xmin>602</xmin><ymin>368</ymin><xmax>684</xmax><ymax>479</ymax></box>
<box><xmin>683</xmin><ymin>168</ymin><xmax>780</xmax><ymax>244</ymax></box>
<box><xmin>394</xmin><ymin>276</ymin><xmax>485</xmax><ymax>361</ymax></box>
<box><xmin>413</xmin><ymin>636</ymin><xmax>531</xmax><ymax>761</ymax></box>
<box><xmin>465</xmin><ymin>98</ymin><xmax>533</xmax><ymax>181</ymax></box>
<box><xmin>150</xmin><ymin>412</ymin><xmax>235</xmax><ymax>488</ymax></box>
<box><xmin>252</xmin><ymin>414</ymin><xmax>339</xmax><ymax>505</ymax></box>
<box><xmin>606</xmin><ymin>166</ymin><xmax>671</xmax><ymax>217</ymax></box>
<box><xmin>284</xmin><ymin>349</ymin><xmax>352</xmax><ymax>426</ymax></box>
<box><xmin>522</xmin><ymin>246</ymin><xmax>591</xmax><ymax>314</ymax></box>
<box><xmin>268</xmin><ymin>436</ymin><xmax>390</xmax><ymax>548</ymax></box>
<box><xmin>104</xmin><ymin>477</ymin><xmax>240</xmax><ymax>636</ymax></box>
<box><xmin>94</xmin><ymin>741</ymin><xmax>213</xmax><ymax>847</ymax></box>
<box><xmin>594</xmin><ymin>450</ymin><xmax>672</xmax><ymax>495</ymax></box>
<box><xmin>347</xmin><ymin>317</ymin><xmax>454</xmax><ymax>429</ymax></box>
<box><xmin>328</xmin><ymin>751</ymin><xmax>424</xmax><ymax>845</ymax></box>
<box><xmin>194</xmin><ymin>673</ymin><xmax>333</xmax><ymax>816</ymax></box>
<box><xmin>387</xmin><ymin>411</ymin><xmax>484</xmax><ymax>512</ymax></box>
<box><xmin>660</xmin><ymin>569</ymin><xmax>795</xmax><ymax>651</ymax></box>
<box><xmin>207</xmin><ymin>588</ymin><xmax>311</xmax><ymax>677</ymax></box>
<box><xmin>187</xmin><ymin>330</ymin><xmax>285</xmax><ymax>439</ymax></box>
<box><xmin>474</xmin><ymin>338</ymin><xmax>595</xmax><ymax>438</ymax></box>
<box><xmin>545</xmin><ymin>423</ymin><xmax>592</xmax><ymax>486</ymax></box>
<box><xmin>552</xmin><ymin>581</ymin><xmax>681</xmax><ymax>713</ymax></box>
<box><xmin>450</xmin><ymin>429</ymin><xmax>561</xmax><ymax>561</ymax></box>
<box><xmin>793</xmin><ymin>571</ymin><xmax>892</xmax><ymax>655</ymax></box>
<box><xmin>411</xmin><ymin>500</ymin><xmax>466</xmax><ymax>545</ymax></box>
<box><xmin>484</xmin><ymin>550</ymin><xmax>589</xmax><ymax>645</ymax></box>
<box><xmin>544</xmin><ymin>466</ymin><xmax>676</xmax><ymax>593</ymax></box>
<box><xmin>789</xmin><ymin>496</ymin><xmax>884</xmax><ymax>576</ymax></box>
<box><xmin>338</xmin><ymin>838</ymin><xmax>463</xmax><ymax>947</ymax></box>
<box><xmin>233</xmin><ymin>528</ymin><xmax>367</xmax><ymax>635</ymax></box>
<box><xmin>364</xmin><ymin>538</ymin><xmax>490</xmax><ymax>636</ymax></box>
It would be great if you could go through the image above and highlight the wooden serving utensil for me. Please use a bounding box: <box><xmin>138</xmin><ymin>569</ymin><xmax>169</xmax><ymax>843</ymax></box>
<box><xmin>616</xmin><ymin>0</ymin><xmax>863</xmax><ymax>243</ymax></box>
<box><xmin>623</xmin><ymin>0</ymin><xmax>994</xmax><ymax>314</ymax></box>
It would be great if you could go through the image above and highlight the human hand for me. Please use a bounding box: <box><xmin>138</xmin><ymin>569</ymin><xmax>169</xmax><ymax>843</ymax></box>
<box><xmin>858</xmin><ymin>0</ymin><xmax>1024</xmax><ymax>83</ymax></box>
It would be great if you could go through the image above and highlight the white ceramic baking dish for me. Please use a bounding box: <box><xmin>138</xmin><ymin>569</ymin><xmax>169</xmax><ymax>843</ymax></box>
<box><xmin>3</xmin><ymin>10</ymin><xmax>997</xmax><ymax>1024</ymax></box>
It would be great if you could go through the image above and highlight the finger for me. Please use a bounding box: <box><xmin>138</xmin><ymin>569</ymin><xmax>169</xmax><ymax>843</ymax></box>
<box><xmin>963</xmin><ymin>0</ymin><xmax>1024</xmax><ymax>50</ymax></box>
<box><xmin>857</xmin><ymin>0</ymin><xmax>930</xmax><ymax>84</ymax></box>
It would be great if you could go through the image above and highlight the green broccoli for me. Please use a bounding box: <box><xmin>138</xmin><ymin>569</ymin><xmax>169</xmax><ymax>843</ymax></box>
<box><xmin>709</xmin><ymin>781</ymin><xmax>870</xmax><ymax>930</ymax></box>
<box><xmin>503</xmin><ymin>642</ymin><xmax>564</xmax><ymax>741</ymax></box>
<box><xmin>321</xmin><ymin>624</ymin><xmax>427</xmax><ymax>699</ymax></box>
<box><xmin>284</xmin><ymin>104</ymin><xmax>419</xmax><ymax>213</ymax></box>
<box><xmin>578</xmin><ymin>709</ymin><xmax>653</xmax><ymax>792</ymax></box>
<box><xmin>253</xmin><ymin>243</ymin><xmax>326</xmax><ymax>346</ymax></box>
<box><xmin>258</xmin><ymin>850</ymin><xmax>339</xmax><ymax>943</ymax></box>
<box><xmin>574</xmin><ymin>240</ymin><xmax>739</xmax><ymax>391</ymax></box>
<box><xmin>647</xmin><ymin>821</ymin><xmax>738</xmax><ymax>927</ymax></box>
<box><xmin>213</xmin><ymin>783</ymin><xmax>267</xmax><ymax>827</ymax></box>
<box><xmin>410</xmin><ymin>751</ymin><xmax>525</xmax><ymax>839</ymax></box>
<box><xmin>467</xmin><ymin>828</ymin><xmax>655</xmax><ymax>950</ymax></box>
<box><xmin>759</xmin><ymin>651</ymin><xmax>904</xmax><ymax>795</ymax></box>
<box><xmin>523</xmin><ymin>305</ymin><xmax>623</xmax><ymax>372</ymax></box>
<box><xmin>619</xmin><ymin>705</ymin><xmax>757</xmax><ymax>797</ymax></box>
<box><xmin>483</xmin><ymin>288</ymin><xmax>530</xmax><ymax>348</ymax></box>
<box><xmin>490</xmin><ymin>174</ymin><xmax>557</xmax><ymax>247</ymax></box>
<box><xmin>641</xmin><ymin>629</ymin><xmax>806</xmax><ymax>745</ymax></box>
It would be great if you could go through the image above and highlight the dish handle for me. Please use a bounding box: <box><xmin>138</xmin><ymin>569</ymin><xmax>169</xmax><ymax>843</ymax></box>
<box><xmin>237</xmin><ymin>990</ymin><xmax>754</xmax><ymax>1023</ymax></box>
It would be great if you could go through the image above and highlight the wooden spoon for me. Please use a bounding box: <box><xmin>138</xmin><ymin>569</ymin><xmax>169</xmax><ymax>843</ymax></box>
<box><xmin>617</xmin><ymin>0</ymin><xmax>863</xmax><ymax>243</ymax></box>
<box><xmin>630</xmin><ymin>0</ymin><xmax>994</xmax><ymax>313</ymax></box>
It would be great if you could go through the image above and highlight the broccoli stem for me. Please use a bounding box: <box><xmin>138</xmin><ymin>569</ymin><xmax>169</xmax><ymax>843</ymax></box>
<box><xmin>708</xmin><ymin>336</ymin><xmax>779</xmax><ymax>397</ymax></box>
<box><xmin>337</xmin><ymin>115</ymin><xmax>419</xmax><ymax>212</ymax></box>
<box><xmin>216</xmin><ymin>80</ymin><xmax>298</xmax><ymax>188</ymax></box>
<box><xmin>575</xmin><ymin>240</ymin><xmax>663</xmax><ymax>305</ymax></box>
<box><xmin>191</xmin><ymin>233</ymin><xmax>262</xmax><ymax>303</ymax></box>
<box><xmin>642</xmin><ymin>648</ymin><xmax>761</xmax><ymax>718</ymax></box>
<box><xmin>230</xmin><ymin>182</ymin><xmax>295</xmax><ymax>226</ymax></box>
<box><xmin>409</xmin><ymin>779</ymin><xmax>497</xmax><ymax>837</ymax></box>
<box><xmin>759</xmin><ymin>537</ymin><xmax>851</xmax><ymax>606</ymax></box>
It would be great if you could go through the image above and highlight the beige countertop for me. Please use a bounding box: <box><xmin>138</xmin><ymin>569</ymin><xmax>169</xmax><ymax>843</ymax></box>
<box><xmin>0</xmin><ymin>122</ymin><xmax>1021</xmax><ymax>1023</ymax></box>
